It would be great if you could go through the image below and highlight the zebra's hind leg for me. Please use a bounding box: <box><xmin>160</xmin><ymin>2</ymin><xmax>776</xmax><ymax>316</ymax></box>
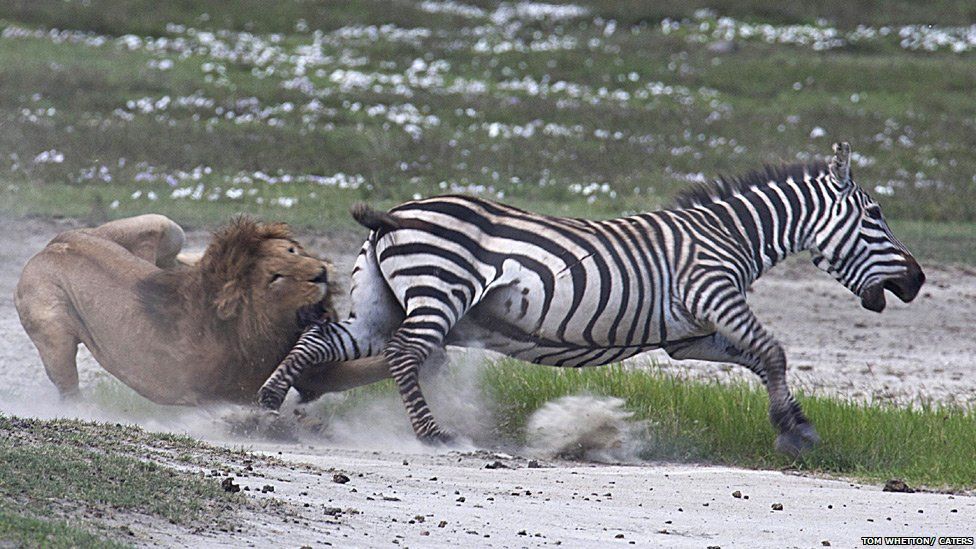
<box><xmin>385</xmin><ymin>314</ymin><xmax>457</xmax><ymax>443</ymax></box>
<box><xmin>258</xmin><ymin>319</ymin><xmax>390</xmax><ymax>409</ymax></box>
<box><xmin>692</xmin><ymin>292</ymin><xmax>819</xmax><ymax>457</ymax></box>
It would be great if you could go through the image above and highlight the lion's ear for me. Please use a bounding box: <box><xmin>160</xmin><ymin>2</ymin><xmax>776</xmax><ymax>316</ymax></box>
<box><xmin>215</xmin><ymin>281</ymin><xmax>246</xmax><ymax>320</ymax></box>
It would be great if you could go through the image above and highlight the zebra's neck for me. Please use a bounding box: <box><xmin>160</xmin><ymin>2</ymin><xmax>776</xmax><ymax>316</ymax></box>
<box><xmin>703</xmin><ymin>174</ymin><xmax>823</xmax><ymax>279</ymax></box>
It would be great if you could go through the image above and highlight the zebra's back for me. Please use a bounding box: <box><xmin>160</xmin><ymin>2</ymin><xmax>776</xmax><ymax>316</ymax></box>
<box><xmin>370</xmin><ymin>195</ymin><xmax>712</xmax><ymax>366</ymax></box>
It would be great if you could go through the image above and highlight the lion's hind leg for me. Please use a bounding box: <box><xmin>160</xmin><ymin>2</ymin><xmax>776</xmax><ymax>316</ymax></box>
<box><xmin>85</xmin><ymin>214</ymin><xmax>186</xmax><ymax>268</ymax></box>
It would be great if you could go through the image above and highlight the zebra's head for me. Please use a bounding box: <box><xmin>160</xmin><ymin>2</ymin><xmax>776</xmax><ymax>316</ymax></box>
<box><xmin>808</xmin><ymin>142</ymin><xmax>925</xmax><ymax>312</ymax></box>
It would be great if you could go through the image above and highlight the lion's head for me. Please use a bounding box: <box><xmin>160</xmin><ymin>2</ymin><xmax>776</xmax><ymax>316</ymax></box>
<box><xmin>137</xmin><ymin>217</ymin><xmax>335</xmax><ymax>381</ymax></box>
<box><xmin>198</xmin><ymin>217</ymin><xmax>333</xmax><ymax>330</ymax></box>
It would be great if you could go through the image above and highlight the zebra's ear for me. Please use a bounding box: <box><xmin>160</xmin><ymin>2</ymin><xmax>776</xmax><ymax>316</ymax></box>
<box><xmin>829</xmin><ymin>142</ymin><xmax>853</xmax><ymax>189</ymax></box>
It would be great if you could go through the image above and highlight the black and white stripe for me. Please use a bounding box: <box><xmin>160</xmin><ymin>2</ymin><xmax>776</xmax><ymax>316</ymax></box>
<box><xmin>259</xmin><ymin>142</ymin><xmax>924</xmax><ymax>454</ymax></box>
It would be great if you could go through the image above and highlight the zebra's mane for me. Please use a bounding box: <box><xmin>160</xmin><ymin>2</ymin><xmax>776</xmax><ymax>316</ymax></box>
<box><xmin>674</xmin><ymin>160</ymin><xmax>829</xmax><ymax>209</ymax></box>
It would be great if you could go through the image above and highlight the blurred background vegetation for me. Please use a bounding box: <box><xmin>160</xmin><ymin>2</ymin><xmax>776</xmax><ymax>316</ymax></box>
<box><xmin>0</xmin><ymin>0</ymin><xmax>974</xmax><ymax>259</ymax></box>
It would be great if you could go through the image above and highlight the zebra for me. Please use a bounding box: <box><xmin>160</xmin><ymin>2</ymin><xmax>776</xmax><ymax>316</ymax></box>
<box><xmin>258</xmin><ymin>142</ymin><xmax>925</xmax><ymax>456</ymax></box>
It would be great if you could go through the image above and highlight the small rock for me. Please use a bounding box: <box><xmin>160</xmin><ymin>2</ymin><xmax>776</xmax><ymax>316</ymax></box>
<box><xmin>221</xmin><ymin>477</ymin><xmax>240</xmax><ymax>493</ymax></box>
<box><xmin>333</xmin><ymin>473</ymin><xmax>350</xmax><ymax>484</ymax></box>
<box><xmin>883</xmin><ymin>479</ymin><xmax>914</xmax><ymax>493</ymax></box>
<box><xmin>456</xmin><ymin>496</ymin><xmax>466</xmax><ymax>503</ymax></box>
<box><xmin>485</xmin><ymin>460</ymin><xmax>508</xmax><ymax>469</ymax></box>
<box><xmin>732</xmin><ymin>490</ymin><xmax>742</xmax><ymax>499</ymax></box>
<box><xmin>324</xmin><ymin>507</ymin><xmax>342</xmax><ymax>517</ymax></box>
<box><xmin>261</xmin><ymin>484</ymin><xmax>275</xmax><ymax>493</ymax></box>
<box><xmin>438</xmin><ymin>520</ymin><xmax>448</xmax><ymax>528</ymax></box>
<box><xmin>615</xmin><ymin>533</ymin><xmax>624</xmax><ymax>539</ymax></box>
<box><xmin>527</xmin><ymin>460</ymin><xmax>541</xmax><ymax>469</ymax></box>
<box><xmin>822</xmin><ymin>541</ymin><xmax>831</xmax><ymax>547</ymax></box>
<box><xmin>420</xmin><ymin>531</ymin><xmax>430</xmax><ymax>536</ymax></box>
<box><xmin>771</xmin><ymin>503</ymin><xmax>784</xmax><ymax>511</ymax></box>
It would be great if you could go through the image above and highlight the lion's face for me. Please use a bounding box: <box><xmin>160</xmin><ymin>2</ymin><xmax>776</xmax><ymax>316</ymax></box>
<box><xmin>252</xmin><ymin>238</ymin><xmax>331</xmax><ymax>327</ymax></box>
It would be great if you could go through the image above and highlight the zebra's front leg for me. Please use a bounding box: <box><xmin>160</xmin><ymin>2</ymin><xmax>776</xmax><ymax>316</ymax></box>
<box><xmin>694</xmin><ymin>294</ymin><xmax>819</xmax><ymax>456</ymax></box>
<box><xmin>663</xmin><ymin>332</ymin><xmax>767</xmax><ymax>384</ymax></box>
<box><xmin>258</xmin><ymin>320</ymin><xmax>375</xmax><ymax>410</ymax></box>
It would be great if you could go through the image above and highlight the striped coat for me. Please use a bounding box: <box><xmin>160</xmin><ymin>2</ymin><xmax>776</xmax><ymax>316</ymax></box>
<box><xmin>259</xmin><ymin>143</ymin><xmax>925</xmax><ymax>455</ymax></box>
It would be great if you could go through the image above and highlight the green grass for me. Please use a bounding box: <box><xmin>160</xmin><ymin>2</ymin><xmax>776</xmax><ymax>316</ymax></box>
<box><xmin>480</xmin><ymin>360</ymin><xmax>976</xmax><ymax>490</ymax></box>
<box><xmin>0</xmin><ymin>509</ymin><xmax>128</xmax><ymax>549</ymax></box>
<box><xmin>0</xmin><ymin>0</ymin><xmax>974</xmax><ymax>231</ymax></box>
<box><xmin>889</xmin><ymin>219</ymin><xmax>976</xmax><ymax>266</ymax></box>
<box><xmin>0</xmin><ymin>415</ymin><xmax>243</xmax><ymax>546</ymax></box>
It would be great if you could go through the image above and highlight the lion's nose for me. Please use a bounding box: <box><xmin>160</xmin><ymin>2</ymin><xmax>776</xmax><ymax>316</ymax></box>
<box><xmin>311</xmin><ymin>269</ymin><xmax>328</xmax><ymax>284</ymax></box>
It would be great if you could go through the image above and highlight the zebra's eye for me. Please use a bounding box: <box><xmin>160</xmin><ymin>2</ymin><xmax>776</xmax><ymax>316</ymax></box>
<box><xmin>288</xmin><ymin>246</ymin><xmax>297</xmax><ymax>254</ymax></box>
<box><xmin>865</xmin><ymin>206</ymin><xmax>882</xmax><ymax>219</ymax></box>
<box><xmin>270</xmin><ymin>273</ymin><xmax>284</xmax><ymax>284</ymax></box>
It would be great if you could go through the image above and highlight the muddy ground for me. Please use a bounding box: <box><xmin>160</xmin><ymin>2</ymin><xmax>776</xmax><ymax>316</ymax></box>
<box><xmin>1</xmin><ymin>215</ymin><xmax>974</xmax><ymax>547</ymax></box>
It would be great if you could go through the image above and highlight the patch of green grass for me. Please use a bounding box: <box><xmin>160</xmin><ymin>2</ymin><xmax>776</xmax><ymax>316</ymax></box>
<box><xmin>0</xmin><ymin>1</ymin><xmax>974</xmax><ymax>229</ymax></box>
<box><xmin>0</xmin><ymin>414</ymin><xmax>244</xmax><ymax>546</ymax></box>
<box><xmin>0</xmin><ymin>508</ymin><xmax>127</xmax><ymax>549</ymax></box>
<box><xmin>481</xmin><ymin>360</ymin><xmax>976</xmax><ymax>491</ymax></box>
<box><xmin>889</xmin><ymin>219</ymin><xmax>976</xmax><ymax>266</ymax></box>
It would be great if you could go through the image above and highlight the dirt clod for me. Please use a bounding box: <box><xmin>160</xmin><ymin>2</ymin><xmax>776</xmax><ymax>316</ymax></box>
<box><xmin>261</xmin><ymin>484</ymin><xmax>274</xmax><ymax>493</ymax></box>
<box><xmin>527</xmin><ymin>460</ymin><xmax>541</xmax><ymax>468</ymax></box>
<box><xmin>485</xmin><ymin>460</ymin><xmax>508</xmax><ymax>469</ymax></box>
<box><xmin>732</xmin><ymin>490</ymin><xmax>742</xmax><ymax>499</ymax></box>
<box><xmin>822</xmin><ymin>541</ymin><xmax>831</xmax><ymax>547</ymax></box>
<box><xmin>332</xmin><ymin>473</ymin><xmax>350</xmax><ymax>484</ymax></box>
<box><xmin>771</xmin><ymin>503</ymin><xmax>784</xmax><ymax>511</ymax></box>
<box><xmin>883</xmin><ymin>479</ymin><xmax>914</xmax><ymax>493</ymax></box>
<box><xmin>221</xmin><ymin>477</ymin><xmax>240</xmax><ymax>493</ymax></box>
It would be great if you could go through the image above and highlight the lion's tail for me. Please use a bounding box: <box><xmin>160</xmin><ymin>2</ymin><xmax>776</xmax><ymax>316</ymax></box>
<box><xmin>350</xmin><ymin>203</ymin><xmax>402</xmax><ymax>232</ymax></box>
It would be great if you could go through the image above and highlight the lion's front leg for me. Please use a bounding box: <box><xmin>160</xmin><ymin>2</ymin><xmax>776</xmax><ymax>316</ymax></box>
<box><xmin>292</xmin><ymin>356</ymin><xmax>392</xmax><ymax>402</ymax></box>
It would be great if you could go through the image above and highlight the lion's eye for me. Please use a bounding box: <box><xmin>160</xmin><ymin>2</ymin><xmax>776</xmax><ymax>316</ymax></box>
<box><xmin>288</xmin><ymin>246</ymin><xmax>297</xmax><ymax>254</ymax></box>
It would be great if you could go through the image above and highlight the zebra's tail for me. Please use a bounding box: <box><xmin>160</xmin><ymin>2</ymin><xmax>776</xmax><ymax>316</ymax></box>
<box><xmin>351</xmin><ymin>203</ymin><xmax>402</xmax><ymax>232</ymax></box>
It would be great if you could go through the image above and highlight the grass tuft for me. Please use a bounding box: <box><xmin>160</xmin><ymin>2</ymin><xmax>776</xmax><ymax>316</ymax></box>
<box><xmin>0</xmin><ymin>414</ymin><xmax>243</xmax><ymax>546</ymax></box>
<box><xmin>481</xmin><ymin>359</ymin><xmax>976</xmax><ymax>490</ymax></box>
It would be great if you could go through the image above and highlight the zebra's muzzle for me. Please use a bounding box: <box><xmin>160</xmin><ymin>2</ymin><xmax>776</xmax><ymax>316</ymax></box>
<box><xmin>860</xmin><ymin>260</ymin><xmax>925</xmax><ymax>313</ymax></box>
<box><xmin>886</xmin><ymin>259</ymin><xmax>925</xmax><ymax>303</ymax></box>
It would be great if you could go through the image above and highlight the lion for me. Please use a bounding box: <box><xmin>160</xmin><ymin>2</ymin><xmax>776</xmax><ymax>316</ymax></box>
<box><xmin>14</xmin><ymin>214</ymin><xmax>389</xmax><ymax>405</ymax></box>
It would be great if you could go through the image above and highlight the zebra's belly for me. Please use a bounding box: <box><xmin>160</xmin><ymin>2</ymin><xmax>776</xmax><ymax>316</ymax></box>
<box><xmin>445</xmin><ymin>303</ymin><xmax>708</xmax><ymax>367</ymax></box>
<box><xmin>444</xmin><ymin>318</ymin><xmax>654</xmax><ymax>366</ymax></box>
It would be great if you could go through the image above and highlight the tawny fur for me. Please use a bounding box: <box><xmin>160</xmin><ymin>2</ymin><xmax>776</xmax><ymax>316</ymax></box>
<box><xmin>15</xmin><ymin>215</ymin><xmax>389</xmax><ymax>405</ymax></box>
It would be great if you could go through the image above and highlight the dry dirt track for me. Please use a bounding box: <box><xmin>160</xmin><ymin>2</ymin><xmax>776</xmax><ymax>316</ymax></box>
<box><xmin>1</xmin><ymin>215</ymin><xmax>974</xmax><ymax>547</ymax></box>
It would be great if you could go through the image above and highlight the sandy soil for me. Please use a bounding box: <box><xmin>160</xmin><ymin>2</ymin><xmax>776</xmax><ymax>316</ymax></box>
<box><xmin>1</xmin><ymin>215</ymin><xmax>974</xmax><ymax>547</ymax></box>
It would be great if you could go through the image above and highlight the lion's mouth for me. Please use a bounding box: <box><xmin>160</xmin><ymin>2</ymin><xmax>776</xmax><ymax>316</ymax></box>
<box><xmin>296</xmin><ymin>296</ymin><xmax>332</xmax><ymax>329</ymax></box>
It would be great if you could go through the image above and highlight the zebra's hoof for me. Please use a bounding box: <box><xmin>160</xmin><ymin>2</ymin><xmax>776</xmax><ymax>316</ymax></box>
<box><xmin>775</xmin><ymin>423</ymin><xmax>821</xmax><ymax>457</ymax></box>
<box><xmin>257</xmin><ymin>386</ymin><xmax>286</xmax><ymax>410</ymax></box>
<box><xmin>420</xmin><ymin>429</ymin><xmax>456</xmax><ymax>447</ymax></box>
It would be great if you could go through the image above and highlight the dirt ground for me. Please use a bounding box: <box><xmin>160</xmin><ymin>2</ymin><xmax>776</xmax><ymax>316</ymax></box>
<box><xmin>1</xmin><ymin>215</ymin><xmax>974</xmax><ymax>547</ymax></box>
